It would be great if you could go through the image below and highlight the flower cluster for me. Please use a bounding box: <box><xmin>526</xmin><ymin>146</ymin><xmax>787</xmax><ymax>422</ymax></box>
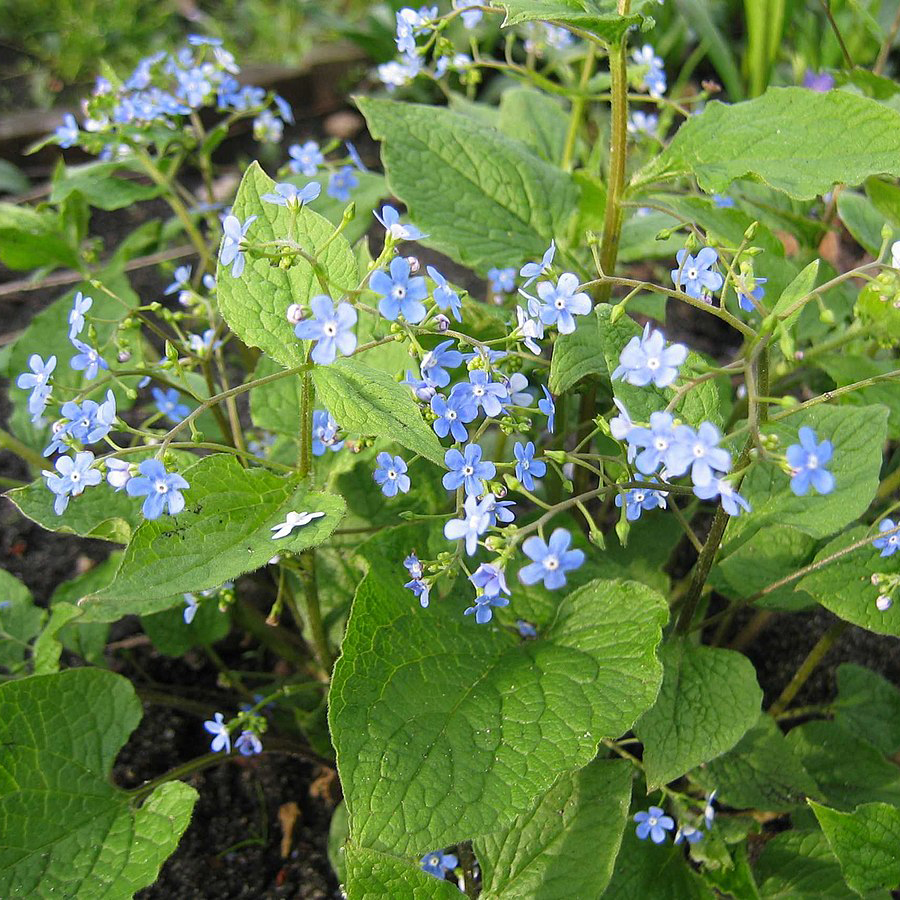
<box><xmin>632</xmin><ymin>44</ymin><xmax>667</xmax><ymax>98</ymax></box>
<box><xmin>634</xmin><ymin>791</ymin><xmax>716</xmax><ymax>846</ymax></box>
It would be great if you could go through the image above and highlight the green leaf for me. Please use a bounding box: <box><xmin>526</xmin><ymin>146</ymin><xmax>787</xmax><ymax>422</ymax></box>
<box><xmin>249</xmin><ymin>354</ymin><xmax>303</xmax><ymax>436</ymax></box>
<box><xmin>725</xmin><ymin>405</ymin><xmax>889</xmax><ymax>543</ymax></box>
<box><xmin>604</xmin><ymin>831</ymin><xmax>708</xmax><ymax>898</ymax></box>
<box><xmin>754</xmin><ymin>830</ymin><xmax>863</xmax><ymax>899</ymax></box>
<box><xmin>0</xmin><ymin>570</ymin><xmax>45</xmax><ymax>675</ymax></box>
<box><xmin>771</xmin><ymin>259</ymin><xmax>820</xmax><ymax>344</ymax></box>
<box><xmin>832</xmin><ymin>664</ymin><xmax>900</xmax><ymax>756</ymax></box>
<box><xmin>344</xmin><ymin>845</ymin><xmax>461</xmax><ymax>899</ymax></box>
<box><xmin>712</xmin><ymin>525</ymin><xmax>816</xmax><ymax>611</ymax></box>
<box><xmin>327</xmin><ymin>800</ymin><xmax>350</xmax><ymax>884</ymax></box>
<box><xmin>640</xmin><ymin>88</ymin><xmax>900</xmax><ymax>200</ymax></box>
<box><xmin>330</xmin><ymin>526</ymin><xmax>667</xmax><ymax>856</ymax></box>
<box><xmin>0</xmin><ymin>668</ymin><xmax>197</xmax><ymax>896</ymax></box>
<box><xmin>866</xmin><ymin>176</ymin><xmax>900</xmax><ymax>227</ymax></box>
<box><xmin>816</xmin><ymin>354</ymin><xmax>900</xmax><ymax>439</ymax></box>
<box><xmin>32</xmin><ymin>603</ymin><xmax>82</xmax><ymax>674</ymax></box>
<box><xmin>79</xmin><ymin>454</ymin><xmax>345</xmax><ymax>621</ymax></box>
<box><xmin>217</xmin><ymin>160</ymin><xmax>358</xmax><ymax>368</ymax></box>
<box><xmin>49</xmin><ymin>558</ymin><xmax>117</xmax><ymax>665</ymax></box>
<box><xmin>312</xmin><ymin>357</ymin><xmax>445</xmax><ymax>465</ymax></box>
<box><xmin>811</xmin><ymin>801</ymin><xmax>900</xmax><ymax>894</ymax></box>
<box><xmin>634</xmin><ymin>640</ymin><xmax>762</xmax><ymax>789</ymax></box>
<box><xmin>787</xmin><ymin>721</ymin><xmax>900</xmax><ymax>810</ymax></box>
<box><xmin>497</xmin><ymin>88</ymin><xmax>569</xmax><ymax>164</ymax></box>
<box><xmin>692</xmin><ymin>714</ymin><xmax>820</xmax><ymax>812</ymax></box>
<box><xmin>0</xmin><ymin>202</ymin><xmax>79</xmax><ymax>270</ymax></box>
<box><xmin>550</xmin><ymin>305</ymin><xmax>729</xmax><ymax>425</ymax></box>
<box><xmin>50</xmin><ymin>161</ymin><xmax>161</xmax><ymax>211</ymax></box>
<box><xmin>475</xmin><ymin>760</ymin><xmax>633</xmax><ymax>899</ymax></box>
<box><xmin>837</xmin><ymin>191</ymin><xmax>899</xmax><ymax>257</ymax></box>
<box><xmin>493</xmin><ymin>0</ymin><xmax>651</xmax><ymax>41</ymax></box>
<box><xmin>357</xmin><ymin>97</ymin><xmax>578</xmax><ymax>273</ymax></box>
<box><xmin>796</xmin><ymin>525</ymin><xmax>900</xmax><ymax>636</ymax></box>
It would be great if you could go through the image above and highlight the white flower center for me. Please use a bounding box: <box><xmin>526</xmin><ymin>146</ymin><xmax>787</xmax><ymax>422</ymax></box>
<box><xmin>554</xmin><ymin>297</ymin><xmax>566</xmax><ymax>309</ymax></box>
<box><xmin>521</xmin><ymin>460</ymin><xmax>530</xmax><ymax>469</ymax></box>
<box><xmin>686</xmin><ymin>267</ymin><xmax>698</xmax><ymax>280</ymax></box>
<box><xmin>387</xmin><ymin>469</ymin><xmax>397</xmax><ymax>480</ymax></box>
<box><xmin>446</xmin><ymin>410</ymin><xmax>457</xmax><ymax>421</ymax></box>
<box><xmin>394</xmin><ymin>285</ymin><xmax>407</xmax><ymax>300</ymax></box>
<box><xmin>807</xmin><ymin>454</ymin><xmax>818</xmax><ymax>469</ymax></box>
<box><xmin>473</xmin><ymin>385</ymin><xmax>485</xmax><ymax>397</ymax></box>
<box><xmin>693</xmin><ymin>444</ymin><xmax>706</xmax><ymax>458</ymax></box>
<box><xmin>323</xmin><ymin>321</ymin><xmax>338</xmax><ymax>337</ymax></box>
<box><xmin>155</xmin><ymin>481</ymin><xmax>169</xmax><ymax>494</ymax></box>
<box><xmin>646</xmin><ymin>356</ymin><xmax>660</xmax><ymax>370</ymax></box>
<box><xmin>544</xmin><ymin>555</ymin><xmax>559</xmax><ymax>571</ymax></box>
<box><xmin>462</xmin><ymin>465</ymin><xmax>474</xmax><ymax>476</ymax></box>
<box><xmin>70</xmin><ymin>471</ymin><xmax>81</xmax><ymax>483</ymax></box>
<box><xmin>634</xmin><ymin>491</ymin><xmax>645</xmax><ymax>503</ymax></box>
<box><xmin>654</xmin><ymin>437</ymin><xmax>668</xmax><ymax>451</ymax></box>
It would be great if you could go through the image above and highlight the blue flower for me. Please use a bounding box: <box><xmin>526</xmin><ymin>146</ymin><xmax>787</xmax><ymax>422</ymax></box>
<box><xmin>516</xmin><ymin>619</ymin><xmax>538</xmax><ymax>638</ymax></box>
<box><xmin>253</xmin><ymin>109</ymin><xmax>284</xmax><ymax>143</ymax></box>
<box><xmin>536</xmin><ymin>273</ymin><xmax>592</xmax><ymax>335</ymax></box>
<box><xmin>327</xmin><ymin>165</ymin><xmax>358</xmax><ymax>202</ymax></box>
<box><xmin>345</xmin><ymin>141</ymin><xmax>368</xmax><ymax>172</ymax></box>
<box><xmin>312</xmin><ymin>409</ymin><xmax>343</xmax><ymax>455</ymax></box>
<box><xmin>68</xmin><ymin>292</ymin><xmax>93</xmax><ymax>338</ymax></box>
<box><xmin>183</xmin><ymin>593</ymin><xmax>199</xmax><ymax>624</ymax></box>
<box><xmin>293</xmin><ymin>295</ymin><xmax>358</xmax><ymax>365</ymax></box>
<box><xmin>70</xmin><ymin>339</ymin><xmax>109</xmax><ymax>380</ymax></box>
<box><xmin>443</xmin><ymin>444</ymin><xmax>495</xmax><ymax>496</ymax></box>
<box><xmin>55</xmin><ymin>113</ymin><xmax>79</xmax><ymax>148</ymax></box>
<box><xmin>431</xmin><ymin>392</ymin><xmax>477</xmax><ymax>442</ymax></box>
<box><xmin>453</xmin><ymin>0</ymin><xmax>483</xmax><ymax>28</ymax></box>
<box><xmin>633</xmin><ymin>45</ymin><xmax>666</xmax><ymax>97</ymax></box>
<box><xmin>674</xmin><ymin>824</ymin><xmax>704</xmax><ymax>845</ymax></box>
<box><xmin>539</xmin><ymin>385</ymin><xmax>556</xmax><ymax>432</ymax></box>
<box><xmin>371</xmin><ymin>256</ymin><xmax>428</xmax><ymax>324</ymax></box>
<box><xmin>454</xmin><ymin>370</ymin><xmax>509</xmax><ymax>418</ymax></box>
<box><xmin>667</xmin><ymin>422</ymin><xmax>731</xmax><ymax>487</ymax></box>
<box><xmin>627</xmin><ymin>411</ymin><xmax>678</xmax><ymax>475</ymax></box>
<box><xmin>164</xmin><ymin>266</ymin><xmax>191</xmax><ymax>296</ymax></box>
<box><xmin>59</xmin><ymin>391</ymin><xmax>117</xmax><ymax>446</ymax></box>
<box><xmin>420</xmin><ymin>340</ymin><xmax>463</xmax><ymax>388</ymax></box>
<box><xmin>106</xmin><ymin>458</ymin><xmax>133</xmax><ymax>491</ymax></box>
<box><xmin>483</xmin><ymin>493</ymin><xmax>516</xmax><ymax>525</ymax></box>
<box><xmin>735</xmin><ymin>271</ymin><xmax>768</xmax><ymax>313</ymax></box>
<box><xmin>713</xmin><ymin>194</ymin><xmax>736</xmax><ymax>209</ymax></box>
<box><xmin>786</xmin><ymin>427</ymin><xmax>834</xmax><ymax>496</ymax></box>
<box><xmin>519</xmin><ymin>528</ymin><xmax>585</xmax><ymax>590</ymax></box>
<box><xmin>204</xmin><ymin>712</ymin><xmax>231</xmax><ymax>753</ymax></box>
<box><xmin>671</xmin><ymin>248</ymin><xmax>723</xmax><ymax>299</ymax></box>
<box><xmin>374</xmin><ymin>204</ymin><xmax>426</xmax><ymax>241</ymax></box>
<box><xmin>514</xmin><ymin>441</ymin><xmax>546</xmax><ymax>491</ymax></box>
<box><xmin>43</xmin><ymin>451</ymin><xmax>102</xmax><ymax>515</ymax></box>
<box><xmin>612</xmin><ymin>324</ymin><xmax>688</xmax><ymax>389</ymax></box>
<box><xmin>634</xmin><ymin>806</ymin><xmax>675</xmax><ymax>843</ymax></box>
<box><xmin>395</xmin><ymin>8</ymin><xmax>423</xmax><ymax>54</ymax></box>
<box><xmin>465</xmin><ymin>592</ymin><xmax>510</xmax><ymax>624</ymax></box>
<box><xmin>220</xmin><ymin>214</ymin><xmax>257</xmax><ymax>277</ymax></box>
<box><xmin>374</xmin><ymin>452</ymin><xmax>411</xmax><ymax>497</ymax></box>
<box><xmin>628</xmin><ymin>111</ymin><xmax>658</xmax><ymax>136</ymax></box>
<box><xmin>874</xmin><ymin>519</ymin><xmax>900</xmax><ymax>557</ymax></box>
<box><xmin>235</xmin><ymin>730</ymin><xmax>263</xmax><ymax>756</ymax></box>
<box><xmin>421</xmin><ymin>851</ymin><xmax>458</xmax><ymax>879</ymax></box>
<box><xmin>189</xmin><ymin>328</ymin><xmax>219</xmax><ymax>354</ymax></box>
<box><xmin>402</xmin><ymin>371</ymin><xmax>436</xmax><ymax>403</ymax></box>
<box><xmin>261</xmin><ymin>181</ymin><xmax>321</xmax><ymax>209</ymax></box>
<box><xmin>427</xmin><ymin>266</ymin><xmax>462</xmax><ymax>321</ymax></box>
<box><xmin>288</xmin><ymin>141</ymin><xmax>324</xmax><ymax>176</ymax></box>
<box><xmin>16</xmin><ymin>354</ymin><xmax>56</xmax><ymax>422</ymax></box>
<box><xmin>406</xmin><ymin>577</ymin><xmax>431</xmax><ymax>608</ymax></box>
<box><xmin>693</xmin><ymin>478</ymin><xmax>750</xmax><ymax>516</ymax></box>
<box><xmin>515</xmin><ymin>305</ymin><xmax>544</xmax><ymax>354</ymax></box>
<box><xmin>488</xmin><ymin>266</ymin><xmax>516</xmax><ymax>295</ymax></box>
<box><xmin>803</xmin><ymin>70</ymin><xmax>835</xmax><ymax>92</ymax></box>
<box><xmin>704</xmin><ymin>790</ymin><xmax>717</xmax><ymax>829</ymax></box>
<box><xmin>444</xmin><ymin>493</ymin><xmax>494</xmax><ymax>555</ymax></box>
<box><xmin>273</xmin><ymin>94</ymin><xmax>294</xmax><ymax>125</ymax></box>
<box><xmin>616</xmin><ymin>482</ymin><xmax>667</xmax><ymax>521</ymax></box>
<box><xmin>126</xmin><ymin>459</ymin><xmax>190</xmax><ymax>519</ymax></box>
<box><xmin>520</xmin><ymin>240</ymin><xmax>556</xmax><ymax>288</ymax></box>
<box><xmin>404</xmin><ymin>552</ymin><xmax>424</xmax><ymax>579</ymax></box>
<box><xmin>152</xmin><ymin>387</ymin><xmax>190</xmax><ymax>423</ymax></box>
<box><xmin>505</xmin><ymin>373</ymin><xmax>532</xmax><ymax>407</ymax></box>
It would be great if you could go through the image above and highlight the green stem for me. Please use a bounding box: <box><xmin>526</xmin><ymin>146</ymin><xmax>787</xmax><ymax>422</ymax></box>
<box><xmin>768</xmin><ymin>621</ymin><xmax>848</xmax><ymax>717</ymax></box>
<box><xmin>560</xmin><ymin>43</ymin><xmax>596</xmax><ymax>172</ymax></box>
<box><xmin>128</xmin><ymin>753</ymin><xmax>223</xmax><ymax>801</ymax></box>
<box><xmin>817</xmin><ymin>0</ymin><xmax>854</xmax><ymax>69</ymax></box>
<box><xmin>458</xmin><ymin>842</ymin><xmax>479</xmax><ymax>899</ymax></box>
<box><xmin>0</xmin><ymin>428</ymin><xmax>46</xmax><ymax>472</ymax></box>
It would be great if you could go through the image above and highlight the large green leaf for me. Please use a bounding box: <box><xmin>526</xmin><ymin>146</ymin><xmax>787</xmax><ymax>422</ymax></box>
<box><xmin>0</xmin><ymin>202</ymin><xmax>79</xmax><ymax>270</ymax></box>
<box><xmin>497</xmin><ymin>89</ymin><xmax>569</xmax><ymax>165</ymax></box>
<box><xmin>640</xmin><ymin>88</ymin><xmax>900</xmax><ymax>200</ymax></box>
<box><xmin>49</xmin><ymin>557</ymin><xmax>117</xmax><ymax>665</ymax></box>
<box><xmin>754</xmin><ymin>830</ymin><xmax>863</xmax><ymax>900</ymax></box>
<box><xmin>475</xmin><ymin>760</ymin><xmax>632</xmax><ymax>899</ymax></box>
<box><xmin>635</xmin><ymin>641</ymin><xmax>762</xmax><ymax>789</ymax></box>
<box><xmin>50</xmin><ymin>161</ymin><xmax>162</xmax><ymax>211</ymax></box>
<box><xmin>249</xmin><ymin>354</ymin><xmax>303</xmax><ymax>436</ymax></box>
<box><xmin>832</xmin><ymin>664</ymin><xmax>900</xmax><ymax>756</ymax></box>
<box><xmin>724</xmin><ymin>405</ymin><xmax>889</xmax><ymax>545</ymax></box>
<box><xmin>816</xmin><ymin>355</ymin><xmax>900</xmax><ymax>439</ymax></box>
<box><xmin>357</xmin><ymin>97</ymin><xmax>579</xmax><ymax>273</ymax></box>
<box><xmin>493</xmin><ymin>0</ymin><xmax>651</xmax><ymax>41</ymax></box>
<box><xmin>603</xmin><ymin>831</ymin><xmax>708</xmax><ymax>898</ymax></box>
<box><xmin>79</xmin><ymin>454</ymin><xmax>344</xmax><ymax>620</ymax></box>
<box><xmin>343</xmin><ymin>845</ymin><xmax>461</xmax><ymax>899</ymax></box>
<box><xmin>787</xmin><ymin>721</ymin><xmax>900</xmax><ymax>810</ymax></box>
<box><xmin>692</xmin><ymin>714</ymin><xmax>820</xmax><ymax>812</ymax></box>
<box><xmin>329</xmin><ymin>526</ymin><xmax>667</xmax><ymax>856</ymax></box>
<box><xmin>796</xmin><ymin>526</ymin><xmax>900</xmax><ymax>636</ymax></box>
<box><xmin>312</xmin><ymin>356</ymin><xmax>445</xmax><ymax>465</ymax></box>
<box><xmin>550</xmin><ymin>305</ymin><xmax>729</xmax><ymax>425</ymax></box>
<box><xmin>216</xmin><ymin>160</ymin><xmax>358</xmax><ymax>368</ymax></box>
<box><xmin>811</xmin><ymin>801</ymin><xmax>900</xmax><ymax>895</ymax></box>
<box><xmin>0</xmin><ymin>669</ymin><xmax>196</xmax><ymax>897</ymax></box>
<box><xmin>0</xmin><ymin>570</ymin><xmax>45</xmax><ymax>675</ymax></box>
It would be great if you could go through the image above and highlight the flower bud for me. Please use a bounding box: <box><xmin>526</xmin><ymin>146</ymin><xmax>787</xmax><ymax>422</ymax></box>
<box><xmin>406</xmin><ymin>256</ymin><xmax>420</xmax><ymax>273</ymax></box>
<box><xmin>877</xmin><ymin>594</ymin><xmax>893</xmax><ymax>611</ymax></box>
<box><xmin>117</xmin><ymin>349</ymin><xmax>132</xmax><ymax>363</ymax></box>
<box><xmin>435</xmin><ymin>314</ymin><xmax>450</xmax><ymax>332</ymax></box>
